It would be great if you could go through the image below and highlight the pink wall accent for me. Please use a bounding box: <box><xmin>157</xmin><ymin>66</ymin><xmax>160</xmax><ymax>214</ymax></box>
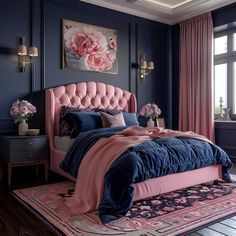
<box><xmin>179</xmin><ymin>13</ymin><xmax>214</xmax><ymax>141</ymax></box>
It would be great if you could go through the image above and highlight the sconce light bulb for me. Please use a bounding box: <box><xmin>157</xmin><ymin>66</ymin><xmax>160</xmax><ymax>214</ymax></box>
<box><xmin>139</xmin><ymin>54</ymin><xmax>155</xmax><ymax>81</ymax></box>
<box><xmin>17</xmin><ymin>37</ymin><xmax>38</xmax><ymax>72</ymax></box>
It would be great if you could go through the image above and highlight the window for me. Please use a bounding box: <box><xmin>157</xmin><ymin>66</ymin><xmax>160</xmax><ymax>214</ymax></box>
<box><xmin>214</xmin><ymin>36</ymin><xmax>227</xmax><ymax>55</ymax></box>
<box><xmin>214</xmin><ymin>29</ymin><xmax>236</xmax><ymax>117</ymax></box>
<box><xmin>214</xmin><ymin>64</ymin><xmax>227</xmax><ymax>114</ymax></box>
<box><xmin>234</xmin><ymin>33</ymin><xmax>236</xmax><ymax>51</ymax></box>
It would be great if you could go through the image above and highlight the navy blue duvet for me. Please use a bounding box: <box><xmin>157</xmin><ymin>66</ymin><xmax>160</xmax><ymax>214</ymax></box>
<box><xmin>60</xmin><ymin>127</ymin><xmax>232</xmax><ymax>223</ymax></box>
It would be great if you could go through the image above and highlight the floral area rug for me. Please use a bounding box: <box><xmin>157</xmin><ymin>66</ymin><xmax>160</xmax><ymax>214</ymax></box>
<box><xmin>13</xmin><ymin>181</ymin><xmax>236</xmax><ymax>236</ymax></box>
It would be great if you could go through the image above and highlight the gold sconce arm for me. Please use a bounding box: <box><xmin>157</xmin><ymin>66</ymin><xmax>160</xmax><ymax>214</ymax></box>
<box><xmin>139</xmin><ymin>54</ymin><xmax>154</xmax><ymax>80</ymax></box>
<box><xmin>17</xmin><ymin>37</ymin><xmax>38</xmax><ymax>72</ymax></box>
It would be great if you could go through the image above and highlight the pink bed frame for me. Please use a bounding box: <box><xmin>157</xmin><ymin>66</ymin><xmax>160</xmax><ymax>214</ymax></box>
<box><xmin>45</xmin><ymin>81</ymin><xmax>222</xmax><ymax>201</ymax></box>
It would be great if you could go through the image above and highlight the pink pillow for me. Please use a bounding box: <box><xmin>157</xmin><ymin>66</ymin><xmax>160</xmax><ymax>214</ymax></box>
<box><xmin>100</xmin><ymin>111</ymin><xmax>126</xmax><ymax>127</ymax></box>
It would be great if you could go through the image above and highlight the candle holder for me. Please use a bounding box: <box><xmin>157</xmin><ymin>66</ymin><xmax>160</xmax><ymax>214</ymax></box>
<box><xmin>219</xmin><ymin>97</ymin><xmax>224</xmax><ymax>117</ymax></box>
<box><xmin>217</xmin><ymin>97</ymin><xmax>231</xmax><ymax>121</ymax></box>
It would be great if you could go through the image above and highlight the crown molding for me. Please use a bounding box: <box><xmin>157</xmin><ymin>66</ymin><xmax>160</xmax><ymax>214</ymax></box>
<box><xmin>80</xmin><ymin>0</ymin><xmax>236</xmax><ymax>25</ymax></box>
<box><xmin>80</xmin><ymin>0</ymin><xmax>175</xmax><ymax>24</ymax></box>
<box><xmin>174</xmin><ymin>0</ymin><xmax>236</xmax><ymax>23</ymax></box>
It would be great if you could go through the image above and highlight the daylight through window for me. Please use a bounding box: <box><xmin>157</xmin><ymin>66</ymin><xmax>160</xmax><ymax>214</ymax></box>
<box><xmin>214</xmin><ymin>29</ymin><xmax>236</xmax><ymax>118</ymax></box>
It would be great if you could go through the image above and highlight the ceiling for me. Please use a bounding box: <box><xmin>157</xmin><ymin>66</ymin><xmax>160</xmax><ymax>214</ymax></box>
<box><xmin>80</xmin><ymin>0</ymin><xmax>236</xmax><ymax>25</ymax></box>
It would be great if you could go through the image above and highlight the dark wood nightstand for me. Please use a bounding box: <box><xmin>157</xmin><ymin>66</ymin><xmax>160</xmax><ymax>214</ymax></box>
<box><xmin>0</xmin><ymin>135</ymin><xmax>48</xmax><ymax>187</ymax></box>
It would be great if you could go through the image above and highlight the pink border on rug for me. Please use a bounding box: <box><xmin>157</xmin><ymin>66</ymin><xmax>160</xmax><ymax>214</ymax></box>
<box><xmin>13</xmin><ymin>181</ymin><xmax>236</xmax><ymax>236</ymax></box>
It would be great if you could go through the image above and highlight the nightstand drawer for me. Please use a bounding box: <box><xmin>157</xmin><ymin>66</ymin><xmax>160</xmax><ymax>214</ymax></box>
<box><xmin>9</xmin><ymin>150</ymin><xmax>47</xmax><ymax>162</ymax></box>
<box><xmin>9</xmin><ymin>138</ymin><xmax>47</xmax><ymax>152</ymax></box>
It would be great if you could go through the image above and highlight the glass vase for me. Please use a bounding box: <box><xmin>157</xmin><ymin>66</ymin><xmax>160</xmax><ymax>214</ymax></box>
<box><xmin>147</xmin><ymin>117</ymin><xmax>159</xmax><ymax>127</ymax></box>
<box><xmin>154</xmin><ymin>118</ymin><xmax>159</xmax><ymax>127</ymax></box>
<box><xmin>147</xmin><ymin>117</ymin><xmax>154</xmax><ymax>127</ymax></box>
<box><xmin>18</xmin><ymin>120</ymin><xmax>28</xmax><ymax>135</ymax></box>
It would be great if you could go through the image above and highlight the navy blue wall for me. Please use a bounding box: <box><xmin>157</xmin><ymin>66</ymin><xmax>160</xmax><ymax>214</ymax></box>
<box><xmin>171</xmin><ymin>24</ymin><xmax>180</xmax><ymax>130</ymax></box>
<box><xmin>212</xmin><ymin>2</ymin><xmax>236</xmax><ymax>27</ymax></box>
<box><xmin>0</xmin><ymin>0</ymin><xmax>171</xmax><ymax>133</ymax></box>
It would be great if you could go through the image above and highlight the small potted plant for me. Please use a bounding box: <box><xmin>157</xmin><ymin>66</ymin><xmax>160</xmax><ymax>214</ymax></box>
<box><xmin>10</xmin><ymin>99</ymin><xmax>37</xmax><ymax>135</ymax></box>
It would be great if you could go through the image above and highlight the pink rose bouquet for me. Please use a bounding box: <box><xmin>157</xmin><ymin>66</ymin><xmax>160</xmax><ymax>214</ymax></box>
<box><xmin>10</xmin><ymin>100</ymin><xmax>37</xmax><ymax>123</ymax></box>
<box><xmin>140</xmin><ymin>103</ymin><xmax>161</xmax><ymax>121</ymax></box>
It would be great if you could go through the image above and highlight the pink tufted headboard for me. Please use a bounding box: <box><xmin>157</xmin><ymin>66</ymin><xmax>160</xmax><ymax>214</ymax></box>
<box><xmin>45</xmin><ymin>81</ymin><xmax>137</xmax><ymax>151</ymax></box>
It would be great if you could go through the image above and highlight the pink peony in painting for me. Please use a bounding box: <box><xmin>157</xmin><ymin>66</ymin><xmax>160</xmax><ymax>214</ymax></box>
<box><xmin>63</xmin><ymin>19</ymin><xmax>118</xmax><ymax>74</ymax></box>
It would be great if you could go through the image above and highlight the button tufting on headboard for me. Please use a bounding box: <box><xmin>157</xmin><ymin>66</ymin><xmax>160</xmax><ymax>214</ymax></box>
<box><xmin>45</xmin><ymin>82</ymin><xmax>137</xmax><ymax>150</ymax></box>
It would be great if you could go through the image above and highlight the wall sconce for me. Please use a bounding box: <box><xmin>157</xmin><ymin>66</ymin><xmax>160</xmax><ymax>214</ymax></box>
<box><xmin>18</xmin><ymin>37</ymin><xmax>38</xmax><ymax>72</ymax></box>
<box><xmin>139</xmin><ymin>54</ymin><xmax>154</xmax><ymax>80</ymax></box>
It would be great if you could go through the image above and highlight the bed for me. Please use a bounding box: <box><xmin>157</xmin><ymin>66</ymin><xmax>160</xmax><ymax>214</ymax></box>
<box><xmin>45</xmin><ymin>81</ymin><xmax>231</xmax><ymax>223</ymax></box>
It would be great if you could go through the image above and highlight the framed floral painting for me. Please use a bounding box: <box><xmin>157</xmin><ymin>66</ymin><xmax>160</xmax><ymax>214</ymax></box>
<box><xmin>62</xmin><ymin>19</ymin><xmax>118</xmax><ymax>74</ymax></box>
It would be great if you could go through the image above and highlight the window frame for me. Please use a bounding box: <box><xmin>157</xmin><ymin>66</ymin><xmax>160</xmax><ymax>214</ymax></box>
<box><xmin>214</xmin><ymin>27</ymin><xmax>236</xmax><ymax>116</ymax></box>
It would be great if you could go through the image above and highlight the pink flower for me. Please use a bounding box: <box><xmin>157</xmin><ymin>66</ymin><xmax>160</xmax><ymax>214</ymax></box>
<box><xmin>109</xmin><ymin>39</ymin><xmax>117</xmax><ymax>51</ymax></box>
<box><xmin>10</xmin><ymin>106</ymin><xmax>19</xmax><ymax>116</ymax></box>
<box><xmin>64</xmin><ymin>27</ymin><xmax>108</xmax><ymax>57</ymax></box>
<box><xmin>84</xmin><ymin>52</ymin><xmax>113</xmax><ymax>72</ymax></box>
<box><xmin>139</xmin><ymin>103</ymin><xmax>161</xmax><ymax>118</ymax></box>
<box><xmin>175</xmin><ymin>197</ymin><xmax>187</xmax><ymax>204</ymax></box>
<box><xmin>151</xmin><ymin>199</ymin><xmax>162</xmax><ymax>204</ymax></box>
<box><xmin>10</xmin><ymin>100</ymin><xmax>37</xmax><ymax>123</ymax></box>
<box><xmin>107</xmin><ymin>50</ymin><xmax>116</xmax><ymax>63</ymax></box>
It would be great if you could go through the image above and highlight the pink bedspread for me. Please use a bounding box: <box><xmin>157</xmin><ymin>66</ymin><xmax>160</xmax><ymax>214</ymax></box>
<box><xmin>62</xmin><ymin>126</ymin><xmax>211</xmax><ymax>218</ymax></box>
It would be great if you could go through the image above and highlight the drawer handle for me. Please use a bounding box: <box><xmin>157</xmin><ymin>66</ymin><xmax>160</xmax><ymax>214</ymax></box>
<box><xmin>29</xmin><ymin>142</ymin><xmax>33</xmax><ymax>145</ymax></box>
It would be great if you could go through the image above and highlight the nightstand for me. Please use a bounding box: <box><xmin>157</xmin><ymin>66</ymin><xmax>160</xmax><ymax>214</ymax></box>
<box><xmin>0</xmin><ymin>135</ymin><xmax>48</xmax><ymax>187</ymax></box>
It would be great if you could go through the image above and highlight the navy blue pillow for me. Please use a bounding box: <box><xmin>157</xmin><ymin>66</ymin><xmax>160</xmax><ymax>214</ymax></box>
<box><xmin>58</xmin><ymin>106</ymin><xmax>93</xmax><ymax>136</ymax></box>
<box><xmin>123</xmin><ymin>112</ymin><xmax>139</xmax><ymax>126</ymax></box>
<box><xmin>137</xmin><ymin>114</ymin><xmax>149</xmax><ymax>127</ymax></box>
<box><xmin>63</xmin><ymin>111</ymin><xmax>103</xmax><ymax>138</ymax></box>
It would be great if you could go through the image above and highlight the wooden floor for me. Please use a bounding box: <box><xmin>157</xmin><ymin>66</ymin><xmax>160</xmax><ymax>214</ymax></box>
<box><xmin>0</xmin><ymin>166</ymin><xmax>236</xmax><ymax>236</ymax></box>
<box><xmin>0</xmin><ymin>167</ymin><xmax>61</xmax><ymax>236</ymax></box>
<box><xmin>189</xmin><ymin>216</ymin><xmax>236</xmax><ymax>236</ymax></box>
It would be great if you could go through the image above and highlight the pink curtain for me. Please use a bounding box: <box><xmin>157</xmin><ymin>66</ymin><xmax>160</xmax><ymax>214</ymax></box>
<box><xmin>179</xmin><ymin>13</ymin><xmax>214</xmax><ymax>141</ymax></box>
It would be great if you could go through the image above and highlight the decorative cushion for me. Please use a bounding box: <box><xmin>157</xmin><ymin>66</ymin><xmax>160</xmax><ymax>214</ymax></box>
<box><xmin>58</xmin><ymin>106</ymin><xmax>92</xmax><ymax>136</ymax></box>
<box><xmin>100</xmin><ymin>111</ymin><xmax>126</xmax><ymax>128</ymax></box>
<box><xmin>97</xmin><ymin>109</ymin><xmax>139</xmax><ymax>126</ymax></box>
<box><xmin>137</xmin><ymin>114</ymin><xmax>149</xmax><ymax>127</ymax></box>
<box><xmin>63</xmin><ymin>111</ymin><xmax>103</xmax><ymax>138</ymax></box>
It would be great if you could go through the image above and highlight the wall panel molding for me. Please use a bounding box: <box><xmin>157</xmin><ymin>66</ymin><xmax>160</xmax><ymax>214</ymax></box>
<box><xmin>30</xmin><ymin>0</ymin><xmax>36</xmax><ymax>93</ymax></box>
<box><xmin>41</xmin><ymin>0</ymin><xmax>45</xmax><ymax>90</ymax></box>
<box><xmin>0</xmin><ymin>0</ymin><xmax>169</xmax><ymax>133</ymax></box>
<box><xmin>129</xmin><ymin>22</ymin><xmax>137</xmax><ymax>97</ymax></box>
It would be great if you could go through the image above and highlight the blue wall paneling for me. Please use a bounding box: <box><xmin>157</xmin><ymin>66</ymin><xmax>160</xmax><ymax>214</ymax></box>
<box><xmin>0</xmin><ymin>0</ymin><xmax>170</xmax><ymax>133</ymax></box>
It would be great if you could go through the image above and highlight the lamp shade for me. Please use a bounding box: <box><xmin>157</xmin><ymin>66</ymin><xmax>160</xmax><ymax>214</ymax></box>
<box><xmin>147</xmin><ymin>61</ymin><xmax>154</xmax><ymax>70</ymax></box>
<box><xmin>140</xmin><ymin>60</ymin><xmax>147</xmax><ymax>69</ymax></box>
<box><xmin>29</xmin><ymin>47</ymin><xmax>38</xmax><ymax>57</ymax></box>
<box><xmin>18</xmin><ymin>45</ymin><xmax>27</xmax><ymax>56</ymax></box>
